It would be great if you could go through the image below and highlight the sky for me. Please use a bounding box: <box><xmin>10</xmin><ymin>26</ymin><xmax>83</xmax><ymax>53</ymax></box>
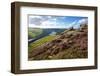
<box><xmin>28</xmin><ymin>15</ymin><xmax>88</xmax><ymax>29</ymax></box>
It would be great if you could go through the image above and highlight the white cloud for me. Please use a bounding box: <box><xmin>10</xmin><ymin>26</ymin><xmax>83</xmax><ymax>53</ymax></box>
<box><xmin>52</xmin><ymin>18</ymin><xmax>57</xmax><ymax>21</ymax></box>
<box><xmin>78</xmin><ymin>19</ymin><xmax>88</xmax><ymax>25</ymax></box>
<box><xmin>29</xmin><ymin>15</ymin><xmax>88</xmax><ymax>29</ymax></box>
<box><xmin>67</xmin><ymin>18</ymin><xmax>88</xmax><ymax>29</ymax></box>
<box><xmin>29</xmin><ymin>15</ymin><xmax>58</xmax><ymax>26</ymax></box>
<box><xmin>47</xmin><ymin>16</ymin><xmax>52</xmax><ymax>19</ymax></box>
<box><xmin>29</xmin><ymin>15</ymin><xmax>59</xmax><ymax>27</ymax></box>
<box><xmin>29</xmin><ymin>24</ymin><xmax>38</xmax><ymax>27</ymax></box>
<box><xmin>41</xmin><ymin>20</ymin><xmax>56</xmax><ymax>26</ymax></box>
<box><xmin>29</xmin><ymin>19</ymin><xmax>67</xmax><ymax>28</ymax></box>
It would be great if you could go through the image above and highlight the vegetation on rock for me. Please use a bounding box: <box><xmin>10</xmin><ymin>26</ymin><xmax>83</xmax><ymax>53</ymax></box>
<box><xmin>28</xmin><ymin>24</ymin><xmax>88</xmax><ymax>60</ymax></box>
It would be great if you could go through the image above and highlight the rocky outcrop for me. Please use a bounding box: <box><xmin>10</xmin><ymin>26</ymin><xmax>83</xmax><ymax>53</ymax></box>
<box><xmin>29</xmin><ymin>24</ymin><xmax>88</xmax><ymax>60</ymax></box>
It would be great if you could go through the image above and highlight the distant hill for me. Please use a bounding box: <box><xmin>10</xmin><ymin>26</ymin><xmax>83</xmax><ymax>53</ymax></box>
<box><xmin>28</xmin><ymin>28</ymin><xmax>43</xmax><ymax>39</ymax></box>
<box><xmin>28</xmin><ymin>24</ymin><xmax>88</xmax><ymax>60</ymax></box>
<box><xmin>28</xmin><ymin>28</ymin><xmax>66</xmax><ymax>43</ymax></box>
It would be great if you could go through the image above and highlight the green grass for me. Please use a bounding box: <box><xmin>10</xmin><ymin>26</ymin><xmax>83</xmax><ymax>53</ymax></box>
<box><xmin>28</xmin><ymin>35</ymin><xmax>56</xmax><ymax>52</ymax></box>
<box><xmin>28</xmin><ymin>31</ymin><xmax>37</xmax><ymax>38</ymax></box>
<box><xmin>28</xmin><ymin>28</ymin><xmax>43</xmax><ymax>39</ymax></box>
<box><xmin>51</xmin><ymin>49</ymin><xmax>88</xmax><ymax>59</ymax></box>
<box><xmin>29</xmin><ymin>48</ymin><xmax>88</xmax><ymax>60</ymax></box>
<box><xmin>29</xmin><ymin>45</ymin><xmax>87</xmax><ymax>60</ymax></box>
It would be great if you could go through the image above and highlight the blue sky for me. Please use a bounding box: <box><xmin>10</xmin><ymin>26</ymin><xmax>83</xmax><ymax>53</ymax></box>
<box><xmin>29</xmin><ymin>15</ymin><xmax>88</xmax><ymax>29</ymax></box>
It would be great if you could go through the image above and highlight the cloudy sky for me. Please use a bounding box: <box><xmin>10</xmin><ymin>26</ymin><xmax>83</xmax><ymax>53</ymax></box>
<box><xmin>28</xmin><ymin>15</ymin><xmax>88</xmax><ymax>29</ymax></box>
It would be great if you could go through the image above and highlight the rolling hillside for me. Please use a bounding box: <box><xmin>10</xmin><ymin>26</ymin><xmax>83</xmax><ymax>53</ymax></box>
<box><xmin>28</xmin><ymin>24</ymin><xmax>88</xmax><ymax>60</ymax></box>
